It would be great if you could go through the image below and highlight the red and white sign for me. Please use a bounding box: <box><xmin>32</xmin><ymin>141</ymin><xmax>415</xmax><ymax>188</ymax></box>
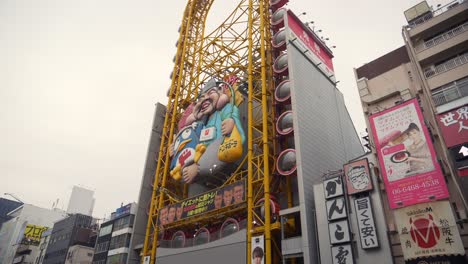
<box><xmin>369</xmin><ymin>98</ymin><xmax>448</xmax><ymax>208</ymax></box>
<box><xmin>394</xmin><ymin>201</ymin><xmax>464</xmax><ymax>260</ymax></box>
<box><xmin>286</xmin><ymin>11</ymin><xmax>334</xmax><ymax>74</ymax></box>
<box><xmin>436</xmin><ymin>104</ymin><xmax>468</xmax><ymax>148</ymax></box>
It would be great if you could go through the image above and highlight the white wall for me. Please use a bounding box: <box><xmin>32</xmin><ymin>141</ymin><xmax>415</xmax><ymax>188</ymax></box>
<box><xmin>0</xmin><ymin>204</ymin><xmax>67</xmax><ymax>264</ymax></box>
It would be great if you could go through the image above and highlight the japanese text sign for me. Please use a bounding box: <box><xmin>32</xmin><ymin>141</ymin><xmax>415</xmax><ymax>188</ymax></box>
<box><xmin>158</xmin><ymin>179</ymin><xmax>245</xmax><ymax>226</ymax></box>
<box><xmin>394</xmin><ymin>201</ymin><xmax>464</xmax><ymax>260</ymax></box>
<box><xmin>20</xmin><ymin>224</ymin><xmax>48</xmax><ymax>246</ymax></box>
<box><xmin>354</xmin><ymin>196</ymin><xmax>379</xmax><ymax>249</ymax></box>
<box><xmin>323</xmin><ymin>176</ymin><xmax>344</xmax><ymax>200</ymax></box>
<box><xmin>329</xmin><ymin>219</ymin><xmax>351</xmax><ymax>245</ymax></box>
<box><xmin>369</xmin><ymin>98</ymin><xmax>448</xmax><ymax>208</ymax></box>
<box><xmin>331</xmin><ymin>244</ymin><xmax>354</xmax><ymax>264</ymax></box>
<box><xmin>326</xmin><ymin>197</ymin><xmax>347</xmax><ymax>221</ymax></box>
<box><xmin>436</xmin><ymin>105</ymin><xmax>468</xmax><ymax>148</ymax></box>
<box><xmin>344</xmin><ymin>158</ymin><xmax>373</xmax><ymax>195</ymax></box>
<box><xmin>286</xmin><ymin>11</ymin><xmax>334</xmax><ymax>73</ymax></box>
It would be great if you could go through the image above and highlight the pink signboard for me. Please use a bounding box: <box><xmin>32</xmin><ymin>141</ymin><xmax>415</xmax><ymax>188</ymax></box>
<box><xmin>286</xmin><ymin>12</ymin><xmax>334</xmax><ymax>73</ymax></box>
<box><xmin>369</xmin><ymin>98</ymin><xmax>448</xmax><ymax>208</ymax></box>
<box><xmin>436</xmin><ymin>104</ymin><xmax>468</xmax><ymax>148</ymax></box>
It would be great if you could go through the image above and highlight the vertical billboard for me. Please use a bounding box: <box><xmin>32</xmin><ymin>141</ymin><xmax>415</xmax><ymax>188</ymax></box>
<box><xmin>286</xmin><ymin>11</ymin><xmax>335</xmax><ymax>79</ymax></box>
<box><xmin>251</xmin><ymin>235</ymin><xmax>265</xmax><ymax>264</ymax></box>
<box><xmin>394</xmin><ymin>201</ymin><xmax>465</xmax><ymax>262</ymax></box>
<box><xmin>369</xmin><ymin>98</ymin><xmax>448</xmax><ymax>208</ymax></box>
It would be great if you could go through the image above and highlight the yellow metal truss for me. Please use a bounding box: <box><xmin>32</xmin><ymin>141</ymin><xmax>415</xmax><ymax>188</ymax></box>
<box><xmin>142</xmin><ymin>1</ymin><xmax>283</xmax><ymax>263</ymax></box>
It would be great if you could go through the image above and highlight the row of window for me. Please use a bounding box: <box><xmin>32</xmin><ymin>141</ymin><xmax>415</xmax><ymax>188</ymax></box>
<box><xmin>113</xmin><ymin>215</ymin><xmax>134</xmax><ymax>232</ymax></box>
<box><xmin>109</xmin><ymin>233</ymin><xmax>131</xmax><ymax>250</ymax></box>
<box><xmin>106</xmin><ymin>253</ymin><xmax>128</xmax><ymax>264</ymax></box>
<box><xmin>95</xmin><ymin>241</ymin><xmax>109</xmax><ymax>253</ymax></box>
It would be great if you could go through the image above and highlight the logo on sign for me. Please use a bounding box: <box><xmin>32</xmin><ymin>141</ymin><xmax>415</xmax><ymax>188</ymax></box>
<box><xmin>410</xmin><ymin>214</ymin><xmax>440</xmax><ymax>248</ymax></box>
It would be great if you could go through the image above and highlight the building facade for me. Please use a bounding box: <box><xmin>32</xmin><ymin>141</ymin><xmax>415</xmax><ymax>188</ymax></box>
<box><xmin>43</xmin><ymin>214</ymin><xmax>97</xmax><ymax>264</ymax></box>
<box><xmin>0</xmin><ymin>198</ymin><xmax>23</xmax><ymax>229</ymax></box>
<box><xmin>0</xmin><ymin>204</ymin><xmax>67</xmax><ymax>264</ymax></box>
<box><xmin>92</xmin><ymin>203</ymin><xmax>138</xmax><ymax>264</ymax></box>
<box><xmin>354</xmin><ymin>1</ymin><xmax>468</xmax><ymax>263</ymax></box>
<box><xmin>67</xmin><ymin>186</ymin><xmax>95</xmax><ymax>216</ymax></box>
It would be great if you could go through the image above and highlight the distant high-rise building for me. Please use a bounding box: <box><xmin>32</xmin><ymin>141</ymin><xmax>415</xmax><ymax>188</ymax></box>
<box><xmin>66</xmin><ymin>186</ymin><xmax>95</xmax><ymax>216</ymax></box>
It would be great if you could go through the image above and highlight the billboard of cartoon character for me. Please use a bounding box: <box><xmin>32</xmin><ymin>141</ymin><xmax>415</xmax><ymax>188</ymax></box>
<box><xmin>169</xmin><ymin>77</ymin><xmax>246</xmax><ymax>195</ymax></box>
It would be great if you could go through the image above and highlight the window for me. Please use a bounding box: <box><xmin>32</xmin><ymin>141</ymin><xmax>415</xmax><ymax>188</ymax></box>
<box><xmin>112</xmin><ymin>215</ymin><xmax>134</xmax><ymax>232</ymax></box>
<box><xmin>99</xmin><ymin>224</ymin><xmax>113</xmax><ymax>237</ymax></box>
<box><xmin>106</xmin><ymin>253</ymin><xmax>127</xmax><ymax>264</ymax></box>
<box><xmin>109</xmin><ymin>234</ymin><xmax>131</xmax><ymax>250</ymax></box>
<box><xmin>95</xmin><ymin>241</ymin><xmax>109</xmax><ymax>253</ymax></box>
<box><xmin>193</xmin><ymin>228</ymin><xmax>210</xmax><ymax>246</ymax></box>
<box><xmin>171</xmin><ymin>231</ymin><xmax>186</xmax><ymax>248</ymax></box>
<box><xmin>220</xmin><ymin>218</ymin><xmax>239</xmax><ymax>238</ymax></box>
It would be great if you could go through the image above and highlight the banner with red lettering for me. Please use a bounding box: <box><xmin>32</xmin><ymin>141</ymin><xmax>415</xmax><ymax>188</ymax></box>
<box><xmin>394</xmin><ymin>201</ymin><xmax>464</xmax><ymax>260</ymax></box>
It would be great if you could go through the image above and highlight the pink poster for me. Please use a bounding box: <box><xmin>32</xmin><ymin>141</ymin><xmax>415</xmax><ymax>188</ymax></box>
<box><xmin>369</xmin><ymin>99</ymin><xmax>448</xmax><ymax>208</ymax></box>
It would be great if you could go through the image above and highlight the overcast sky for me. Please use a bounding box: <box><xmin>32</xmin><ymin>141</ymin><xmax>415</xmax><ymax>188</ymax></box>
<box><xmin>1</xmin><ymin>0</ymin><xmax>452</xmax><ymax>219</ymax></box>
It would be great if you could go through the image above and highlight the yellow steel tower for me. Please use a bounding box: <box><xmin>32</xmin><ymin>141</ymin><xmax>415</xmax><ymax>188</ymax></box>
<box><xmin>142</xmin><ymin>1</ymin><xmax>288</xmax><ymax>263</ymax></box>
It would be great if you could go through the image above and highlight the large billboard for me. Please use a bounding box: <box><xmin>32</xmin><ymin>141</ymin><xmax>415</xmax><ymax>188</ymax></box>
<box><xmin>394</xmin><ymin>201</ymin><xmax>464</xmax><ymax>261</ymax></box>
<box><xmin>369</xmin><ymin>98</ymin><xmax>448</xmax><ymax>208</ymax></box>
<box><xmin>436</xmin><ymin>104</ymin><xmax>468</xmax><ymax>148</ymax></box>
<box><xmin>158</xmin><ymin>179</ymin><xmax>245</xmax><ymax>226</ymax></box>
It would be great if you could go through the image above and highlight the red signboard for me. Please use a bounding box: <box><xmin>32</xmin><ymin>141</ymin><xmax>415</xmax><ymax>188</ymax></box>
<box><xmin>369</xmin><ymin>98</ymin><xmax>449</xmax><ymax>209</ymax></box>
<box><xmin>436</xmin><ymin>104</ymin><xmax>468</xmax><ymax>148</ymax></box>
<box><xmin>286</xmin><ymin>11</ymin><xmax>334</xmax><ymax>73</ymax></box>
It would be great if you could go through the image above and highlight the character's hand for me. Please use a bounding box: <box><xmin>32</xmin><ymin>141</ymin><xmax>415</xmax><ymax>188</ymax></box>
<box><xmin>182</xmin><ymin>163</ymin><xmax>199</xmax><ymax>184</ymax></box>
<box><xmin>221</xmin><ymin>118</ymin><xmax>235</xmax><ymax>136</ymax></box>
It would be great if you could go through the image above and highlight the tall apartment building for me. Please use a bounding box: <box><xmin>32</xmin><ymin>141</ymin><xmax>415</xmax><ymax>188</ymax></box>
<box><xmin>67</xmin><ymin>186</ymin><xmax>95</xmax><ymax>216</ymax></box>
<box><xmin>354</xmin><ymin>1</ymin><xmax>468</xmax><ymax>263</ymax></box>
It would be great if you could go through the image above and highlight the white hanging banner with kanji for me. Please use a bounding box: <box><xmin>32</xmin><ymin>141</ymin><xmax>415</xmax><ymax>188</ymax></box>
<box><xmin>394</xmin><ymin>201</ymin><xmax>464</xmax><ymax>260</ymax></box>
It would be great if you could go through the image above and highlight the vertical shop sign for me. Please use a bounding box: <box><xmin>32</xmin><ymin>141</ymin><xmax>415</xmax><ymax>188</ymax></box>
<box><xmin>354</xmin><ymin>196</ymin><xmax>379</xmax><ymax>249</ymax></box>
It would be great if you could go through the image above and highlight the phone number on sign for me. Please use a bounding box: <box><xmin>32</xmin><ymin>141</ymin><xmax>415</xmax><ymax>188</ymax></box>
<box><xmin>391</xmin><ymin>179</ymin><xmax>440</xmax><ymax>195</ymax></box>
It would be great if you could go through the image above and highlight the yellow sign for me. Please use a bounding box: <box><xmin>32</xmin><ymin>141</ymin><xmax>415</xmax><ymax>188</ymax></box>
<box><xmin>21</xmin><ymin>224</ymin><xmax>48</xmax><ymax>246</ymax></box>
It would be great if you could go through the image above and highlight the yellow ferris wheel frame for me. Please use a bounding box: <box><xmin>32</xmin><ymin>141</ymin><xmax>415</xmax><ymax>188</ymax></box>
<box><xmin>142</xmin><ymin>1</ymin><xmax>287</xmax><ymax>263</ymax></box>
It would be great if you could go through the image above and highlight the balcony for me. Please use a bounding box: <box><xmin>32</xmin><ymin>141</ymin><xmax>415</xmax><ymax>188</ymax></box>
<box><xmin>432</xmin><ymin>77</ymin><xmax>468</xmax><ymax>106</ymax></box>
<box><xmin>424</xmin><ymin>51</ymin><xmax>468</xmax><ymax>78</ymax></box>
<box><xmin>416</xmin><ymin>22</ymin><xmax>468</xmax><ymax>52</ymax></box>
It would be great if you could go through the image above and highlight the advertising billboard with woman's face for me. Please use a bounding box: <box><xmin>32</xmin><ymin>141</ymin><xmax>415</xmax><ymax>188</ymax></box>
<box><xmin>369</xmin><ymin>98</ymin><xmax>448</xmax><ymax>208</ymax></box>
